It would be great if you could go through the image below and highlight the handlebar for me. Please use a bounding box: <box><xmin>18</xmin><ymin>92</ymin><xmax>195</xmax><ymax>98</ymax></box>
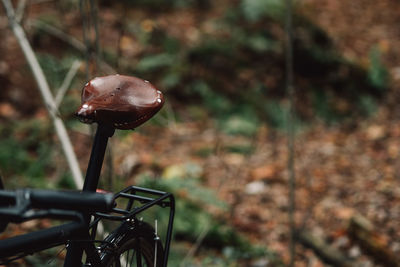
<box><xmin>30</xmin><ymin>189</ymin><xmax>114</xmax><ymax>212</ymax></box>
<box><xmin>0</xmin><ymin>189</ymin><xmax>114</xmax><ymax>224</ymax></box>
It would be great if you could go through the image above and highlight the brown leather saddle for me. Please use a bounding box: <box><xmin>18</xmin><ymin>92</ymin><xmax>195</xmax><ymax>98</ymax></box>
<box><xmin>76</xmin><ymin>75</ymin><xmax>164</xmax><ymax>130</ymax></box>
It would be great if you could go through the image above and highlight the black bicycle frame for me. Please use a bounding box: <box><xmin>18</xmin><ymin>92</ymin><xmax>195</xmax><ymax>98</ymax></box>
<box><xmin>0</xmin><ymin>124</ymin><xmax>113</xmax><ymax>266</ymax></box>
<box><xmin>0</xmin><ymin>123</ymin><xmax>175</xmax><ymax>266</ymax></box>
<box><xmin>64</xmin><ymin>123</ymin><xmax>115</xmax><ymax>266</ymax></box>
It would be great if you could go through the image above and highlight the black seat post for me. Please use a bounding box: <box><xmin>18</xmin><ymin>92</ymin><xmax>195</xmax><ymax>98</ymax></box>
<box><xmin>64</xmin><ymin>124</ymin><xmax>114</xmax><ymax>267</ymax></box>
<box><xmin>82</xmin><ymin>124</ymin><xmax>115</xmax><ymax>192</ymax></box>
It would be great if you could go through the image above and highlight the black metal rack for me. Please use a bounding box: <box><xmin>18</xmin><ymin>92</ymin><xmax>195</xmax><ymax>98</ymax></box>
<box><xmin>93</xmin><ymin>185</ymin><xmax>175</xmax><ymax>265</ymax></box>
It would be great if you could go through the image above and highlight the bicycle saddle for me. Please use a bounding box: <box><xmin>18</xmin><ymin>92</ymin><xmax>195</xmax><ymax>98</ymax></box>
<box><xmin>76</xmin><ymin>75</ymin><xmax>164</xmax><ymax>130</ymax></box>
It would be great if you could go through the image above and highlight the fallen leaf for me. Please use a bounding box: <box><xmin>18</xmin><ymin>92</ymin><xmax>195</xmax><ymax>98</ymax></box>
<box><xmin>245</xmin><ymin>181</ymin><xmax>267</xmax><ymax>195</ymax></box>
<box><xmin>366</xmin><ymin>125</ymin><xmax>385</xmax><ymax>140</ymax></box>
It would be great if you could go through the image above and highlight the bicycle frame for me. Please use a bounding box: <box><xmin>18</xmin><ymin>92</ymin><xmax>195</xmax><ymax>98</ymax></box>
<box><xmin>0</xmin><ymin>123</ymin><xmax>175</xmax><ymax>266</ymax></box>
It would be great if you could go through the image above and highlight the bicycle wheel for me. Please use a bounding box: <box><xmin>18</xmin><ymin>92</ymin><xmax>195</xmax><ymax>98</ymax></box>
<box><xmin>100</xmin><ymin>221</ymin><xmax>164</xmax><ymax>267</ymax></box>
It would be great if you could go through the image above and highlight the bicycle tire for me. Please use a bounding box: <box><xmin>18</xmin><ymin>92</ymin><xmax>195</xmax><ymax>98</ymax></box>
<box><xmin>100</xmin><ymin>221</ymin><xmax>164</xmax><ymax>267</ymax></box>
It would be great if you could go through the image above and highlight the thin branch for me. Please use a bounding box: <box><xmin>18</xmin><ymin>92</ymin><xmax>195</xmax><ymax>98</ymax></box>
<box><xmin>55</xmin><ymin>60</ymin><xmax>82</xmax><ymax>109</ymax></box>
<box><xmin>1</xmin><ymin>0</ymin><xmax>84</xmax><ymax>189</ymax></box>
<box><xmin>15</xmin><ymin>0</ymin><xmax>27</xmax><ymax>23</ymax></box>
<box><xmin>2</xmin><ymin>0</ymin><xmax>15</xmax><ymax>18</ymax></box>
<box><xmin>297</xmin><ymin>231</ymin><xmax>353</xmax><ymax>266</ymax></box>
<box><xmin>90</xmin><ymin>0</ymin><xmax>100</xmax><ymax>73</ymax></box>
<box><xmin>29</xmin><ymin>19</ymin><xmax>86</xmax><ymax>51</ymax></box>
<box><xmin>151</xmin><ymin>101</ymin><xmax>177</xmax><ymax>130</ymax></box>
<box><xmin>28</xmin><ymin>18</ymin><xmax>116</xmax><ymax>74</ymax></box>
<box><xmin>180</xmin><ymin>223</ymin><xmax>211</xmax><ymax>267</ymax></box>
<box><xmin>285</xmin><ymin>0</ymin><xmax>296</xmax><ymax>266</ymax></box>
<box><xmin>80</xmin><ymin>0</ymin><xmax>90</xmax><ymax>79</ymax></box>
<box><xmin>0</xmin><ymin>171</ymin><xmax>4</xmax><ymax>189</ymax></box>
<box><xmin>31</xmin><ymin>0</ymin><xmax>53</xmax><ymax>4</ymax></box>
<box><xmin>165</xmin><ymin>101</ymin><xmax>177</xmax><ymax>130</ymax></box>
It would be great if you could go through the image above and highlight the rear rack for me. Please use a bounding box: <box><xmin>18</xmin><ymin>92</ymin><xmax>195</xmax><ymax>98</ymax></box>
<box><xmin>92</xmin><ymin>185</ymin><xmax>175</xmax><ymax>263</ymax></box>
<box><xmin>95</xmin><ymin>186</ymin><xmax>174</xmax><ymax>221</ymax></box>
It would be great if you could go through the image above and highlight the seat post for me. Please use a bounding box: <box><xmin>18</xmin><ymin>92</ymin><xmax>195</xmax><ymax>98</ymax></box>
<box><xmin>64</xmin><ymin>124</ymin><xmax>114</xmax><ymax>266</ymax></box>
<box><xmin>82</xmin><ymin>124</ymin><xmax>115</xmax><ymax>192</ymax></box>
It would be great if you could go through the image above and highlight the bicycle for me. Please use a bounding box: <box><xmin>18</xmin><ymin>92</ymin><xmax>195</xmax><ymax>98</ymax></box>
<box><xmin>0</xmin><ymin>74</ymin><xmax>175</xmax><ymax>267</ymax></box>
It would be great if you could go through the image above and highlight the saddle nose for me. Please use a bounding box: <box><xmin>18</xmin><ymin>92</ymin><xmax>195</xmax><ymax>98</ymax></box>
<box><xmin>76</xmin><ymin>75</ymin><xmax>164</xmax><ymax>129</ymax></box>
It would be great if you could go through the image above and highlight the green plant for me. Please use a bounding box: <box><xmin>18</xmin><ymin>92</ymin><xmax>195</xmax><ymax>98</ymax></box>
<box><xmin>115</xmin><ymin>0</ymin><xmax>209</xmax><ymax>10</ymax></box>
<box><xmin>136</xmin><ymin>53</ymin><xmax>177</xmax><ymax>72</ymax></box>
<box><xmin>190</xmin><ymin>81</ymin><xmax>233</xmax><ymax>117</ymax></box>
<box><xmin>221</xmin><ymin>115</ymin><xmax>259</xmax><ymax>136</ymax></box>
<box><xmin>241</xmin><ymin>0</ymin><xmax>286</xmax><ymax>22</ymax></box>
<box><xmin>358</xmin><ymin>95</ymin><xmax>378</xmax><ymax>116</ymax></box>
<box><xmin>368</xmin><ymin>46</ymin><xmax>389</xmax><ymax>90</ymax></box>
<box><xmin>0</xmin><ymin>119</ymin><xmax>56</xmax><ymax>189</ymax></box>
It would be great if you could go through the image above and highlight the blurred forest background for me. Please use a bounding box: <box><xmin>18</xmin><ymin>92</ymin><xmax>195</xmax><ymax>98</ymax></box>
<box><xmin>1</xmin><ymin>0</ymin><xmax>400</xmax><ymax>266</ymax></box>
